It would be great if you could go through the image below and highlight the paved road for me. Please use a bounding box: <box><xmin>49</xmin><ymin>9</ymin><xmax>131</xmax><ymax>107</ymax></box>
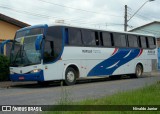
<box><xmin>0</xmin><ymin>73</ymin><xmax>160</xmax><ymax>105</ymax></box>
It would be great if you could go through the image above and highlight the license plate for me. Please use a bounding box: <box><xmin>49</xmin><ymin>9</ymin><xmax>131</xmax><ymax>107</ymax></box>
<box><xmin>19</xmin><ymin>76</ymin><xmax>24</xmax><ymax>80</ymax></box>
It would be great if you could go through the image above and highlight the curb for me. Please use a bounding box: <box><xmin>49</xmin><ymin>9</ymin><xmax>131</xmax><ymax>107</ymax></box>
<box><xmin>0</xmin><ymin>81</ymin><xmax>37</xmax><ymax>88</ymax></box>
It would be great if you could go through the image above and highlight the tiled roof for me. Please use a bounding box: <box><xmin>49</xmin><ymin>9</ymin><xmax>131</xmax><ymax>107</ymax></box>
<box><xmin>0</xmin><ymin>13</ymin><xmax>30</xmax><ymax>27</ymax></box>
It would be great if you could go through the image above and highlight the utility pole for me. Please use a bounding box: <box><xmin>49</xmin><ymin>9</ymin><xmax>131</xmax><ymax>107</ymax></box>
<box><xmin>124</xmin><ymin>0</ymin><xmax>155</xmax><ymax>31</ymax></box>
<box><xmin>124</xmin><ymin>5</ymin><xmax>127</xmax><ymax>31</ymax></box>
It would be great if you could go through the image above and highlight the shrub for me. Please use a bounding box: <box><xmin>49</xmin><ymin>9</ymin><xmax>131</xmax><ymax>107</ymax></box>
<box><xmin>0</xmin><ymin>55</ymin><xmax>10</xmax><ymax>81</ymax></box>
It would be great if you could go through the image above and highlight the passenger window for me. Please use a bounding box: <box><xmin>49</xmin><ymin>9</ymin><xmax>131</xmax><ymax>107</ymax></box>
<box><xmin>140</xmin><ymin>36</ymin><xmax>147</xmax><ymax>48</ymax></box>
<box><xmin>68</xmin><ymin>28</ymin><xmax>82</xmax><ymax>46</ymax></box>
<box><xmin>82</xmin><ymin>30</ymin><xmax>96</xmax><ymax>46</ymax></box>
<box><xmin>128</xmin><ymin>35</ymin><xmax>139</xmax><ymax>48</ymax></box>
<box><xmin>68</xmin><ymin>28</ymin><xmax>82</xmax><ymax>45</ymax></box>
<box><xmin>113</xmin><ymin>33</ymin><xmax>126</xmax><ymax>47</ymax></box>
<box><xmin>148</xmin><ymin>37</ymin><xmax>156</xmax><ymax>49</ymax></box>
<box><xmin>102</xmin><ymin>32</ymin><xmax>112</xmax><ymax>47</ymax></box>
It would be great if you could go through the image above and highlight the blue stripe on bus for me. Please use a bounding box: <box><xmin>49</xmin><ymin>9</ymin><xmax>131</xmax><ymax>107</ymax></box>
<box><xmin>10</xmin><ymin>70</ymin><xmax>44</xmax><ymax>81</ymax></box>
<box><xmin>87</xmin><ymin>48</ymin><xmax>142</xmax><ymax>76</ymax></box>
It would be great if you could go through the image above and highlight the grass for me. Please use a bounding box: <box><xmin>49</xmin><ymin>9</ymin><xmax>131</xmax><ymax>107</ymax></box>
<box><xmin>45</xmin><ymin>81</ymin><xmax>160</xmax><ymax>114</ymax></box>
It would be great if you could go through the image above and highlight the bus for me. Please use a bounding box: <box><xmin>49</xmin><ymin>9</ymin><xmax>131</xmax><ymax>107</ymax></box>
<box><xmin>10</xmin><ymin>24</ymin><xmax>157</xmax><ymax>85</ymax></box>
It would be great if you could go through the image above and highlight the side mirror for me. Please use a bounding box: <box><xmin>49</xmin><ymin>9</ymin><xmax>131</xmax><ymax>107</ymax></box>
<box><xmin>35</xmin><ymin>35</ymin><xmax>43</xmax><ymax>50</ymax></box>
<box><xmin>0</xmin><ymin>40</ymin><xmax>10</xmax><ymax>54</ymax></box>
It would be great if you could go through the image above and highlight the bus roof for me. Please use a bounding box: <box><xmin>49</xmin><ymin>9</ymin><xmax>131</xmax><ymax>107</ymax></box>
<box><xmin>17</xmin><ymin>23</ymin><xmax>155</xmax><ymax>37</ymax></box>
<box><xmin>48</xmin><ymin>24</ymin><xmax>155</xmax><ymax>37</ymax></box>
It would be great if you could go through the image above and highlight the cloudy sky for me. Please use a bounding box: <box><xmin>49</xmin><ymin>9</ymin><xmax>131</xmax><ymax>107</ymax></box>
<box><xmin>0</xmin><ymin>0</ymin><xmax>159</xmax><ymax>31</ymax></box>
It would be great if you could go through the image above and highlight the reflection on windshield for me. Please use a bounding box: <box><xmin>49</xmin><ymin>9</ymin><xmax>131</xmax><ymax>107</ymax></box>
<box><xmin>10</xmin><ymin>35</ymin><xmax>42</xmax><ymax>66</ymax></box>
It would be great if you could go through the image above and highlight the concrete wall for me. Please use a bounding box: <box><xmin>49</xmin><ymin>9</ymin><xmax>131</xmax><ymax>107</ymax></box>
<box><xmin>0</xmin><ymin>20</ymin><xmax>20</xmax><ymax>41</ymax></box>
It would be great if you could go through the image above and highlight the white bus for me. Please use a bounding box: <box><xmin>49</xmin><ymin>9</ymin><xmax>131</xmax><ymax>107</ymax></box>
<box><xmin>10</xmin><ymin>24</ymin><xmax>157</xmax><ymax>85</ymax></box>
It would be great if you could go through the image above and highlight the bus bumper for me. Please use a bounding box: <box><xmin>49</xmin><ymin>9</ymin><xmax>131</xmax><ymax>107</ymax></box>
<box><xmin>10</xmin><ymin>70</ymin><xmax>44</xmax><ymax>82</ymax></box>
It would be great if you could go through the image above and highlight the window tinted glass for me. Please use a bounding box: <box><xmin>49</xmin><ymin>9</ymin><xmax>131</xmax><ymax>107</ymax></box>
<box><xmin>128</xmin><ymin>35</ymin><xmax>139</xmax><ymax>48</ymax></box>
<box><xmin>113</xmin><ymin>33</ymin><xmax>126</xmax><ymax>47</ymax></box>
<box><xmin>95</xmin><ymin>32</ymin><xmax>99</xmax><ymax>46</ymax></box>
<box><xmin>68</xmin><ymin>28</ymin><xmax>82</xmax><ymax>45</ymax></box>
<box><xmin>148</xmin><ymin>37</ymin><xmax>156</xmax><ymax>48</ymax></box>
<box><xmin>102</xmin><ymin>32</ymin><xmax>112</xmax><ymax>47</ymax></box>
<box><xmin>16</xmin><ymin>28</ymin><xmax>44</xmax><ymax>38</ymax></box>
<box><xmin>44</xmin><ymin>26</ymin><xmax>62</xmax><ymax>63</ymax></box>
<box><xmin>140</xmin><ymin>36</ymin><xmax>147</xmax><ymax>48</ymax></box>
<box><xmin>82</xmin><ymin>29</ymin><xmax>96</xmax><ymax>46</ymax></box>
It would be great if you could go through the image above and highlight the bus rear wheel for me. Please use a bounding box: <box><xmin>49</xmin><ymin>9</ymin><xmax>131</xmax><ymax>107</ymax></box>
<box><xmin>132</xmin><ymin>64</ymin><xmax>143</xmax><ymax>78</ymax></box>
<box><xmin>64</xmin><ymin>67</ymin><xmax>77</xmax><ymax>86</ymax></box>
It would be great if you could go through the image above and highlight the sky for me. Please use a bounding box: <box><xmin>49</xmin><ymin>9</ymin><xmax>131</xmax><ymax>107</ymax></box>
<box><xmin>0</xmin><ymin>0</ymin><xmax>160</xmax><ymax>31</ymax></box>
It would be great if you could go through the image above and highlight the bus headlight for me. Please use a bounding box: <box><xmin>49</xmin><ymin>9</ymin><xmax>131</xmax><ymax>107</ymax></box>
<box><xmin>31</xmin><ymin>69</ymin><xmax>41</xmax><ymax>73</ymax></box>
<box><xmin>10</xmin><ymin>71</ymin><xmax>15</xmax><ymax>74</ymax></box>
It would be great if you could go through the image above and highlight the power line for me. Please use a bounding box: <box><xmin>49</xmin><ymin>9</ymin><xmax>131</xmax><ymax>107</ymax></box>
<box><xmin>37</xmin><ymin>0</ymin><xmax>123</xmax><ymax>18</ymax></box>
<box><xmin>0</xmin><ymin>5</ymin><xmax>123</xmax><ymax>27</ymax></box>
<box><xmin>127</xmin><ymin>6</ymin><xmax>153</xmax><ymax>21</ymax></box>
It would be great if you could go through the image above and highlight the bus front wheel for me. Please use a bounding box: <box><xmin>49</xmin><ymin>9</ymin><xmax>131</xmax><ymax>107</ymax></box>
<box><xmin>64</xmin><ymin>67</ymin><xmax>77</xmax><ymax>86</ymax></box>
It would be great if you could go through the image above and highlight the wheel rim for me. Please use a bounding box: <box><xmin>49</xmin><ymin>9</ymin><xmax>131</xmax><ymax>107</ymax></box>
<box><xmin>67</xmin><ymin>71</ymin><xmax>75</xmax><ymax>82</ymax></box>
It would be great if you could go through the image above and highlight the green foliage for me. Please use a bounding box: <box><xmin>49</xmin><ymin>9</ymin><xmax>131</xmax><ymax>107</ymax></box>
<box><xmin>0</xmin><ymin>55</ymin><xmax>10</xmax><ymax>81</ymax></box>
<box><xmin>46</xmin><ymin>81</ymin><xmax>160</xmax><ymax>114</ymax></box>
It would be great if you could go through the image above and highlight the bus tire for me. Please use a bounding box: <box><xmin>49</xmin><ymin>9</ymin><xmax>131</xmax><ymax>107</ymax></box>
<box><xmin>133</xmin><ymin>64</ymin><xmax>143</xmax><ymax>78</ymax></box>
<box><xmin>64</xmin><ymin>67</ymin><xmax>77</xmax><ymax>86</ymax></box>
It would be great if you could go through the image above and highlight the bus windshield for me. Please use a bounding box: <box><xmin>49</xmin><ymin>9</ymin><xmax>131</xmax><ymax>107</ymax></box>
<box><xmin>10</xmin><ymin>28</ymin><xmax>44</xmax><ymax>67</ymax></box>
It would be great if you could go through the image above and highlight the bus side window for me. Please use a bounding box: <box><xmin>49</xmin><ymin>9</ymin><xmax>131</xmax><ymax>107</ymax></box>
<box><xmin>68</xmin><ymin>28</ymin><xmax>82</xmax><ymax>46</ymax></box>
<box><xmin>102</xmin><ymin>32</ymin><xmax>112</xmax><ymax>47</ymax></box>
<box><xmin>148</xmin><ymin>37</ymin><xmax>156</xmax><ymax>49</ymax></box>
<box><xmin>82</xmin><ymin>29</ymin><xmax>96</xmax><ymax>46</ymax></box>
<box><xmin>113</xmin><ymin>33</ymin><xmax>126</xmax><ymax>47</ymax></box>
<box><xmin>128</xmin><ymin>35</ymin><xmax>139</xmax><ymax>48</ymax></box>
<box><xmin>140</xmin><ymin>36</ymin><xmax>147</xmax><ymax>48</ymax></box>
